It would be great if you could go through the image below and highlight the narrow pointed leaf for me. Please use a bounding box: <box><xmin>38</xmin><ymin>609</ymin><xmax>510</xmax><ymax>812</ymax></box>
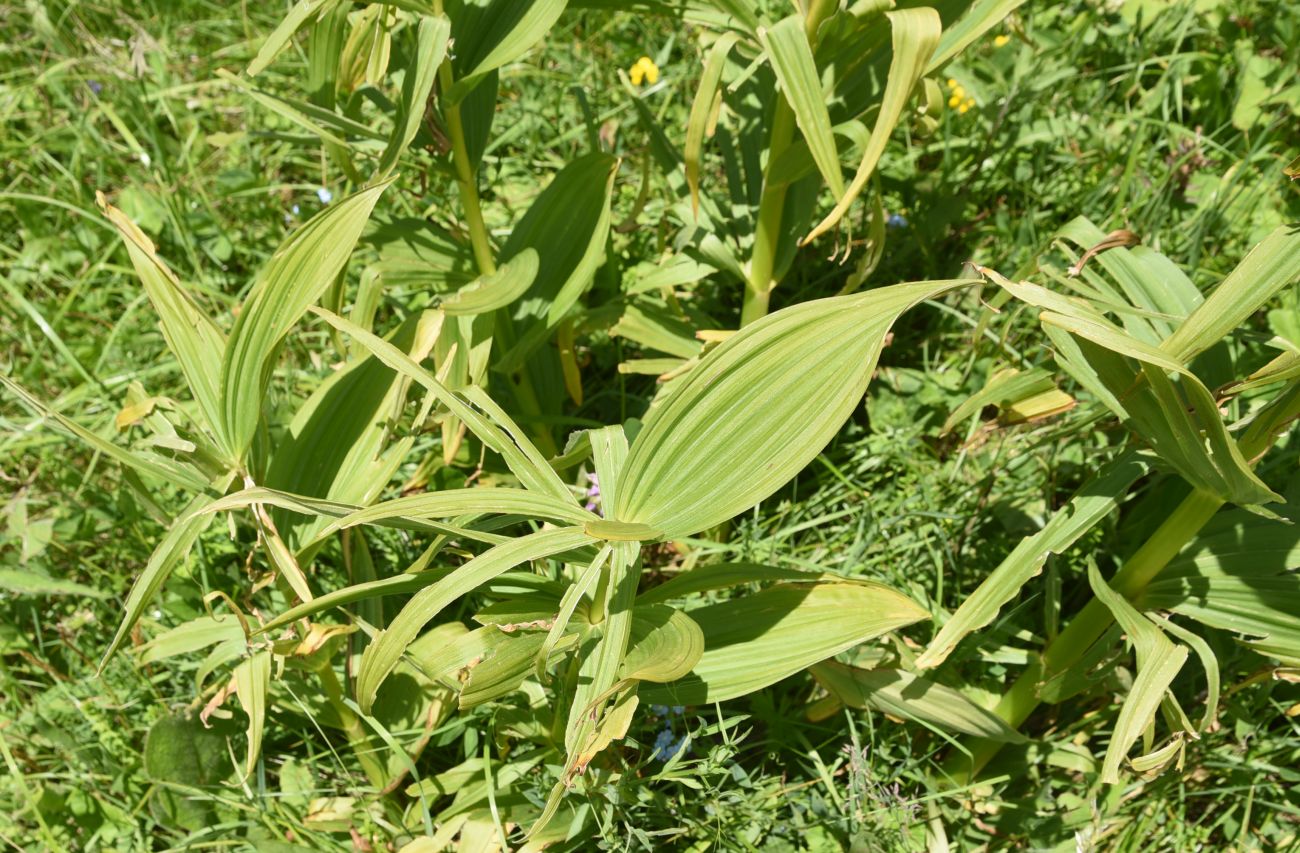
<box><xmin>1088</xmin><ymin>565</ymin><xmax>1188</xmax><ymax>783</ymax></box>
<box><xmin>374</xmin><ymin>15</ymin><xmax>449</xmax><ymax>181</ymax></box>
<box><xmin>761</xmin><ymin>16</ymin><xmax>843</xmax><ymax>198</ymax></box>
<box><xmin>685</xmin><ymin>33</ymin><xmax>739</xmax><ymax>214</ymax></box>
<box><xmin>916</xmin><ymin>451</ymin><xmax>1149</xmax><ymax>669</ymax></box>
<box><xmin>803</xmin><ymin>8</ymin><xmax>940</xmax><ymax>245</ymax></box>
<box><xmin>310</xmin><ymin>307</ymin><xmax>574</xmax><ymax>501</ymax></box>
<box><xmin>221</xmin><ymin>182</ymin><xmax>390</xmax><ymax>460</ymax></box>
<box><xmin>98</xmin><ymin>194</ymin><xmax>226</xmax><ymax>440</ymax></box>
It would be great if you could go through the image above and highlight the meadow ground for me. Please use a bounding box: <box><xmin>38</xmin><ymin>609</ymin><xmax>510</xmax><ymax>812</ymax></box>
<box><xmin>3</xmin><ymin>0</ymin><xmax>1300</xmax><ymax>850</ymax></box>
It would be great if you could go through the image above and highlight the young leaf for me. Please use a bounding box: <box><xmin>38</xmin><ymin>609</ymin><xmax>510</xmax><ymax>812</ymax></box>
<box><xmin>374</xmin><ymin>15</ymin><xmax>450</xmax><ymax>181</ymax></box>
<box><xmin>641</xmin><ymin>581</ymin><xmax>928</xmax><ymax>705</ymax></box>
<box><xmin>1088</xmin><ymin>565</ymin><xmax>1189</xmax><ymax>783</ymax></box>
<box><xmin>97</xmin><ymin>194</ymin><xmax>226</xmax><ymax>441</ymax></box>
<box><xmin>233</xmin><ymin>649</ymin><xmax>272</xmax><ymax>779</ymax></box>
<box><xmin>615</xmin><ymin>280</ymin><xmax>966</xmax><ymax>538</ymax></box>
<box><xmin>220</xmin><ymin>182</ymin><xmax>390</xmax><ymax>461</ymax></box>
<box><xmin>248</xmin><ymin>0</ymin><xmax>342</xmax><ymax>76</ymax></box>
<box><xmin>1160</xmin><ymin>225</ymin><xmax>1300</xmax><ymax>364</ymax></box>
<box><xmin>685</xmin><ymin>33</ymin><xmax>740</xmax><ymax>214</ymax></box>
<box><xmin>803</xmin><ymin>8</ymin><xmax>940</xmax><ymax>245</ymax></box>
<box><xmin>761</xmin><ymin>16</ymin><xmax>844</xmax><ymax>198</ymax></box>
<box><xmin>356</xmin><ymin>526</ymin><xmax>593</xmax><ymax>712</ymax></box>
<box><xmin>100</xmin><ymin>490</ymin><xmax>228</xmax><ymax>670</ymax></box>
<box><xmin>620</xmin><ymin>604</ymin><xmax>704</xmax><ymax>683</ymax></box>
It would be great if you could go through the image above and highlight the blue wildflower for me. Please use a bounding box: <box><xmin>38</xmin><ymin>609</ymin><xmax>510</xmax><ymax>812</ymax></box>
<box><xmin>886</xmin><ymin>213</ymin><xmax>908</xmax><ymax>229</ymax></box>
<box><xmin>317</xmin><ymin>187</ymin><xmax>333</xmax><ymax>204</ymax></box>
<box><xmin>650</xmin><ymin>704</ymin><xmax>670</xmax><ymax>716</ymax></box>
<box><xmin>291</xmin><ymin>204</ymin><xmax>300</xmax><ymax>215</ymax></box>
<box><xmin>88</xmin><ymin>81</ymin><xmax>103</xmax><ymax>95</ymax></box>
<box><xmin>652</xmin><ymin>728</ymin><xmax>688</xmax><ymax>761</ymax></box>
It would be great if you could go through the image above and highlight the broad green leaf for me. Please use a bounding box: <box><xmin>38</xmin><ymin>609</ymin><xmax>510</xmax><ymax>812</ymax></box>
<box><xmin>589</xmin><ymin>424</ymin><xmax>629</xmax><ymax>512</ymax></box>
<box><xmin>441</xmin><ymin>249</ymin><xmax>538</xmax><ymax>316</ymax></box>
<box><xmin>375</xmin><ymin>15</ymin><xmax>450</xmax><ymax>180</ymax></box>
<box><xmin>143</xmin><ymin>713</ymin><xmax>239</xmax><ymax>831</ymax></box>
<box><xmin>101</xmin><ymin>490</ymin><xmax>226</xmax><ymax>670</ymax></box>
<box><xmin>311</xmin><ymin>307</ymin><xmax>574</xmax><ymax>501</ymax></box>
<box><xmin>221</xmin><ymin>183</ymin><xmax>390</xmax><ymax>461</ymax></box>
<box><xmin>811</xmin><ymin>662</ymin><xmax>1025</xmax><ymax>743</ymax></box>
<box><xmin>1161</xmin><ymin>225</ymin><xmax>1300</xmax><ymax>364</ymax></box>
<box><xmin>98</xmin><ymin>194</ymin><xmax>226</xmax><ymax>441</ymax></box>
<box><xmin>233</xmin><ymin>649</ymin><xmax>272</xmax><ymax>779</ymax></box>
<box><xmin>1088</xmin><ymin>565</ymin><xmax>1188</xmax><ymax>784</ymax></box>
<box><xmin>637</xmin><ymin>562</ymin><xmax>834</xmax><ymax>605</ymax></box>
<box><xmin>609</xmin><ymin>301</ymin><xmax>704</xmax><ymax>360</ymax></box>
<box><xmin>139</xmin><ymin>616</ymin><xmax>245</xmax><ymax>664</ymax></box>
<box><xmin>248</xmin><ymin>0</ymin><xmax>343</xmax><ymax>76</ymax></box>
<box><xmin>804</xmin><ymin>8</ymin><xmax>940</xmax><ymax>244</ymax></box>
<box><xmin>460</xmin><ymin>632</ymin><xmax>578</xmax><ymax>707</ymax></box>
<box><xmin>615</xmin><ymin>280</ymin><xmax>966</xmax><ymax>538</ymax></box>
<box><xmin>620</xmin><ymin>604</ymin><xmax>704</xmax><ymax>683</ymax></box>
<box><xmin>761</xmin><ymin>16</ymin><xmax>843</xmax><ymax>198</ymax></box>
<box><xmin>0</xmin><ymin>569</ymin><xmax>108</xmax><ymax>598</ymax></box>
<box><xmin>2</xmin><ymin>376</ymin><xmax>208</xmax><ymax>492</ymax></box>
<box><xmin>495</xmin><ymin>153</ymin><xmax>618</xmax><ymax>371</ymax></box>
<box><xmin>445</xmin><ymin>0</ymin><xmax>568</xmax><ymax>104</ymax></box>
<box><xmin>685</xmin><ymin>33</ymin><xmax>739</xmax><ymax>214</ymax></box>
<box><xmin>916</xmin><ymin>451</ymin><xmax>1149</xmax><ymax>669</ymax></box>
<box><xmin>357</xmin><ymin>526</ymin><xmax>592</xmax><ymax>712</ymax></box>
<box><xmin>641</xmin><ymin>581</ymin><xmax>928</xmax><ymax>705</ymax></box>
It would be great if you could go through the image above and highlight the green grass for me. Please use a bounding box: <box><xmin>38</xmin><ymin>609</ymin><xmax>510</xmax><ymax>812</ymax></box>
<box><xmin>3</xmin><ymin>0</ymin><xmax>1300</xmax><ymax>850</ymax></box>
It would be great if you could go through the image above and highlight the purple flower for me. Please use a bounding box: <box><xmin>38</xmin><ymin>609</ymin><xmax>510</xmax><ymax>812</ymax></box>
<box><xmin>88</xmin><ymin>80</ymin><xmax>103</xmax><ymax>95</ymax></box>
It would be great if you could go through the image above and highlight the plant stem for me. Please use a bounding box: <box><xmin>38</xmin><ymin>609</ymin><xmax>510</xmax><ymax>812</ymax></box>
<box><xmin>317</xmin><ymin>662</ymin><xmax>388</xmax><ymax>789</ymax></box>
<box><xmin>437</xmin><ymin>66</ymin><xmax>495</xmax><ymax>276</ymax></box>
<box><xmin>744</xmin><ymin>99</ymin><xmax>796</xmax><ymax>327</ymax></box>
<box><xmin>949</xmin><ymin>488</ymin><xmax>1225</xmax><ymax>782</ymax></box>
<box><xmin>742</xmin><ymin>0</ymin><xmax>837</xmax><ymax>326</ymax></box>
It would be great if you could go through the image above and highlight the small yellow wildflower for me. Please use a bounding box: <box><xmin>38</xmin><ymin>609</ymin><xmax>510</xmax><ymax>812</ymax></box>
<box><xmin>946</xmin><ymin>78</ymin><xmax>958</xmax><ymax>89</ymax></box>
<box><xmin>629</xmin><ymin>56</ymin><xmax>660</xmax><ymax>86</ymax></box>
<box><xmin>958</xmin><ymin>97</ymin><xmax>975</xmax><ymax>114</ymax></box>
<box><xmin>993</xmin><ymin>34</ymin><xmax>1010</xmax><ymax>48</ymax></box>
<box><xmin>948</xmin><ymin>94</ymin><xmax>962</xmax><ymax>108</ymax></box>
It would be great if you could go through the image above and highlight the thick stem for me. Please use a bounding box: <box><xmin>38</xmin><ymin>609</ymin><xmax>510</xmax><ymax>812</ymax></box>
<box><xmin>438</xmin><ymin>64</ymin><xmax>495</xmax><ymax>276</ymax></box>
<box><xmin>317</xmin><ymin>662</ymin><xmax>388</xmax><ymax>789</ymax></box>
<box><xmin>947</xmin><ymin>488</ymin><xmax>1225</xmax><ymax>782</ymax></box>
<box><xmin>742</xmin><ymin>0</ymin><xmax>836</xmax><ymax>326</ymax></box>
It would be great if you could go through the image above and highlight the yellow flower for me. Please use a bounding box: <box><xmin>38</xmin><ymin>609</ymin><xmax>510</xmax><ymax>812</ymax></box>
<box><xmin>993</xmin><ymin>34</ymin><xmax>1010</xmax><ymax>48</ymax></box>
<box><xmin>630</xmin><ymin>56</ymin><xmax>660</xmax><ymax>86</ymax></box>
<box><xmin>948</xmin><ymin>94</ymin><xmax>962</xmax><ymax>108</ymax></box>
<box><xmin>959</xmin><ymin>97</ymin><xmax>975</xmax><ymax>114</ymax></box>
<box><xmin>946</xmin><ymin>78</ymin><xmax>958</xmax><ymax>89</ymax></box>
